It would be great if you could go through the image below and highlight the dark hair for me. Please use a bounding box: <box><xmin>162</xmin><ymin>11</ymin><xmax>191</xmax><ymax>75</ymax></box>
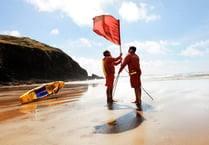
<box><xmin>103</xmin><ymin>50</ymin><xmax>110</xmax><ymax>56</ymax></box>
<box><xmin>129</xmin><ymin>46</ymin><xmax>136</xmax><ymax>52</ymax></box>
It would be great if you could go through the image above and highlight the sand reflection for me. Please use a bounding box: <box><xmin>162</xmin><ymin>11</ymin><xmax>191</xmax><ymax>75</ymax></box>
<box><xmin>0</xmin><ymin>82</ymin><xmax>89</xmax><ymax>122</ymax></box>
<box><xmin>95</xmin><ymin>110</ymin><xmax>144</xmax><ymax>134</ymax></box>
<box><xmin>94</xmin><ymin>102</ymin><xmax>147</xmax><ymax>134</ymax></box>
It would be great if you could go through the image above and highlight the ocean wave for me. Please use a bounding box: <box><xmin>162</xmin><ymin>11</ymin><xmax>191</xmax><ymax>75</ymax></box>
<box><xmin>143</xmin><ymin>72</ymin><xmax>209</xmax><ymax>81</ymax></box>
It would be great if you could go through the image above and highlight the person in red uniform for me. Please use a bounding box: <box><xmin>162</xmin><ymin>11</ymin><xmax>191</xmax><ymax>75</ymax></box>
<box><xmin>103</xmin><ymin>50</ymin><xmax>122</xmax><ymax>103</ymax></box>
<box><xmin>118</xmin><ymin>46</ymin><xmax>142</xmax><ymax>104</ymax></box>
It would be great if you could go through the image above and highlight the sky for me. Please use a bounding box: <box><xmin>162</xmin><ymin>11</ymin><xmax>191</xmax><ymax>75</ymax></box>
<box><xmin>1</xmin><ymin>0</ymin><xmax>209</xmax><ymax>76</ymax></box>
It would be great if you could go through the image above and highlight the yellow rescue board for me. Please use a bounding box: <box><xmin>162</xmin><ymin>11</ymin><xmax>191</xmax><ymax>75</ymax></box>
<box><xmin>19</xmin><ymin>81</ymin><xmax>64</xmax><ymax>104</ymax></box>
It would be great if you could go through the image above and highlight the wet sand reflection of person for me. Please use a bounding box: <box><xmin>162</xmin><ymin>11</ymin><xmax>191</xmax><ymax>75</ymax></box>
<box><xmin>94</xmin><ymin>110</ymin><xmax>144</xmax><ymax>134</ymax></box>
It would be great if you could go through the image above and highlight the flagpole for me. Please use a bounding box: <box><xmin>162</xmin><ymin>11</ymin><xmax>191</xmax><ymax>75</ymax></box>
<box><xmin>118</xmin><ymin>19</ymin><xmax>122</xmax><ymax>54</ymax></box>
<box><xmin>113</xmin><ymin>18</ymin><xmax>122</xmax><ymax>97</ymax></box>
<box><xmin>113</xmin><ymin>73</ymin><xmax>120</xmax><ymax>97</ymax></box>
<box><xmin>113</xmin><ymin>44</ymin><xmax>122</xmax><ymax>97</ymax></box>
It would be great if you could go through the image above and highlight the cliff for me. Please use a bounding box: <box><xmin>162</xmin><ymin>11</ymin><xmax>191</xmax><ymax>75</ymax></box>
<box><xmin>0</xmin><ymin>35</ymin><xmax>88</xmax><ymax>85</ymax></box>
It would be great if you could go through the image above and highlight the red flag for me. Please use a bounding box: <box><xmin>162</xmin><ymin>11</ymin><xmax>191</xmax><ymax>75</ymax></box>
<box><xmin>93</xmin><ymin>15</ymin><xmax>121</xmax><ymax>45</ymax></box>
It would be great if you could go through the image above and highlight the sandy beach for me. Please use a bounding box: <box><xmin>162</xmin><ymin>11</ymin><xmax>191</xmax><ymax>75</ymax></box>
<box><xmin>0</xmin><ymin>75</ymin><xmax>209</xmax><ymax>145</ymax></box>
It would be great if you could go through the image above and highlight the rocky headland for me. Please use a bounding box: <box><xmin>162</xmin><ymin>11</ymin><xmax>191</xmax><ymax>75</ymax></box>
<box><xmin>0</xmin><ymin>35</ymin><xmax>89</xmax><ymax>85</ymax></box>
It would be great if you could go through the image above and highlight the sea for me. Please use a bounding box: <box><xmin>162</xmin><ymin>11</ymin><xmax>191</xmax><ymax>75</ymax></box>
<box><xmin>142</xmin><ymin>72</ymin><xmax>209</xmax><ymax>81</ymax></box>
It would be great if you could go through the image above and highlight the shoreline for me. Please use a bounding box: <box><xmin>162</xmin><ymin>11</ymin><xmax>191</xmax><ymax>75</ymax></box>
<box><xmin>0</xmin><ymin>76</ymin><xmax>104</xmax><ymax>86</ymax></box>
<box><xmin>1</xmin><ymin>72</ymin><xmax>209</xmax><ymax>86</ymax></box>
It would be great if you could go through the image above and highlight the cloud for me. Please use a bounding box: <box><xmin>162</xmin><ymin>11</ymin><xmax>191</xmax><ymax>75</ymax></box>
<box><xmin>72</xmin><ymin>56</ymin><xmax>103</xmax><ymax>76</ymax></box>
<box><xmin>50</xmin><ymin>28</ymin><xmax>59</xmax><ymax>35</ymax></box>
<box><xmin>64</xmin><ymin>38</ymin><xmax>102</xmax><ymax>48</ymax></box>
<box><xmin>124</xmin><ymin>40</ymin><xmax>179</xmax><ymax>55</ymax></box>
<box><xmin>181</xmin><ymin>40</ymin><xmax>209</xmax><ymax>56</ymax></box>
<box><xmin>74</xmin><ymin>56</ymin><xmax>204</xmax><ymax>76</ymax></box>
<box><xmin>68</xmin><ymin>40</ymin><xmax>207</xmax><ymax>76</ymax></box>
<box><xmin>25</xmin><ymin>0</ymin><xmax>160</xmax><ymax>25</ymax></box>
<box><xmin>1</xmin><ymin>30</ymin><xmax>21</xmax><ymax>36</ymax></box>
<box><xmin>141</xmin><ymin>60</ymin><xmax>167</xmax><ymax>74</ymax></box>
<box><xmin>140</xmin><ymin>59</ymin><xmax>208</xmax><ymax>75</ymax></box>
<box><xmin>79</xmin><ymin>38</ymin><xmax>93</xmax><ymax>47</ymax></box>
<box><xmin>119</xmin><ymin>1</ymin><xmax>160</xmax><ymax>22</ymax></box>
<box><xmin>25</xmin><ymin>0</ymin><xmax>114</xmax><ymax>26</ymax></box>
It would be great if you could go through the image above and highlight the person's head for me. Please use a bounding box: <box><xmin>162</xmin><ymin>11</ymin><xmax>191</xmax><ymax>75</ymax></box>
<box><xmin>129</xmin><ymin>46</ymin><xmax>136</xmax><ymax>53</ymax></box>
<box><xmin>103</xmin><ymin>50</ymin><xmax>111</xmax><ymax>56</ymax></box>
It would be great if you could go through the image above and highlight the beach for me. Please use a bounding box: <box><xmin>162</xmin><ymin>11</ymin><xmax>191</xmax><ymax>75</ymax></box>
<box><xmin>0</xmin><ymin>75</ymin><xmax>209</xmax><ymax>145</ymax></box>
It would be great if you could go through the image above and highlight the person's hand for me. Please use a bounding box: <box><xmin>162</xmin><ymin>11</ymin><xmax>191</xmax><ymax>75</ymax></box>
<box><xmin>119</xmin><ymin>53</ymin><xmax>123</xmax><ymax>60</ymax></box>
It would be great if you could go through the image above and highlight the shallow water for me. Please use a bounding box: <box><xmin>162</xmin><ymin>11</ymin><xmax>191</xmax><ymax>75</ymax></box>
<box><xmin>0</xmin><ymin>77</ymin><xmax>209</xmax><ymax>145</ymax></box>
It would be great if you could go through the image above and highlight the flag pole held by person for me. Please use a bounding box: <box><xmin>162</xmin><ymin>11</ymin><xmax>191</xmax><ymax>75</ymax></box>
<box><xmin>93</xmin><ymin>15</ymin><xmax>154</xmax><ymax>103</ymax></box>
<box><xmin>93</xmin><ymin>15</ymin><xmax>122</xmax><ymax>102</ymax></box>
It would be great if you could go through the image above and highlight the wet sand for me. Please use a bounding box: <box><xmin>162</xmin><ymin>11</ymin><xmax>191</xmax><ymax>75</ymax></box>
<box><xmin>0</xmin><ymin>77</ymin><xmax>209</xmax><ymax>145</ymax></box>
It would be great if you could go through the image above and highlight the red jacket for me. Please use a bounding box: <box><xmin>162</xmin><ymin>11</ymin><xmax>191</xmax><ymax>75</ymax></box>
<box><xmin>103</xmin><ymin>55</ymin><xmax>121</xmax><ymax>75</ymax></box>
<box><xmin>119</xmin><ymin>52</ymin><xmax>141</xmax><ymax>75</ymax></box>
